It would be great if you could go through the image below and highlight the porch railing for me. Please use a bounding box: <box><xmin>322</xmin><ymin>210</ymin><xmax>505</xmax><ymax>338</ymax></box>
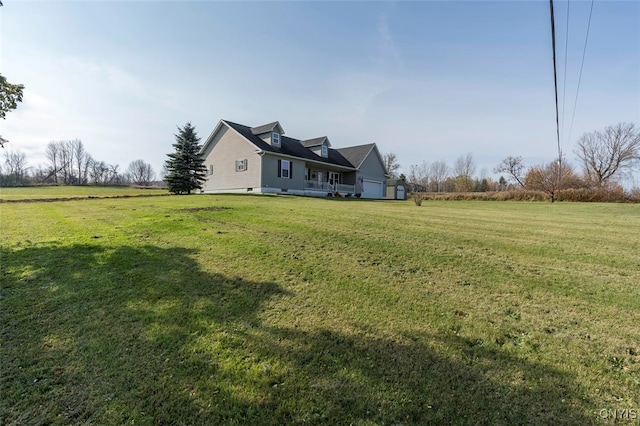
<box><xmin>304</xmin><ymin>180</ymin><xmax>355</xmax><ymax>194</ymax></box>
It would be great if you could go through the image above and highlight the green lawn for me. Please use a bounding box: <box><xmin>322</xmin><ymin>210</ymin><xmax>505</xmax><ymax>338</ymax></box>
<box><xmin>0</xmin><ymin>185</ymin><xmax>168</xmax><ymax>200</ymax></box>
<box><xmin>1</xmin><ymin>194</ymin><xmax>638</xmax><ymax>425</ymax></box>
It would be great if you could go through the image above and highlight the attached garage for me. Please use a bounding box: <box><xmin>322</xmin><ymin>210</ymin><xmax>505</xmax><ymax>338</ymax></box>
<box><xmin>361</xmin><ymin>179</ymin><xmax>384</xmax><ymax>199</ymax></box>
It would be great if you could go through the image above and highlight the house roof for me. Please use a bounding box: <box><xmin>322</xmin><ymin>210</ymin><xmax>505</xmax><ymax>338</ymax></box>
<box><xmin>300</xmin><ymin>136</ymin><xmax>331</xmax><ymax>148</ymax></box>
<box><xmin>336</xmin><ymin>144</ymin><xmax>378</xmax><ymax>169</ymax></box>
<box><xmin>222</xmin><ymin>120</ymin><xmax>355</xmax><ymax>169</ymax></box>
<box><xmin>250</xmin><ymin>121</ymin><xmax>284</xmax><ymax>135</ymax></box>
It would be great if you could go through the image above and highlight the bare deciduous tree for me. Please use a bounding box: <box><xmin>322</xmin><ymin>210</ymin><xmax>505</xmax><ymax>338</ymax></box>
<box><xmin>3</xmin><ymin>148</ymin><xmax>28</xmax><ymax>185</ymax></box>
<box><xmin>494</xmin><ymin>156</ymin><xmax>526</xmax><ymax>188</ymax></box>
<box><xmin>575</xmin><ymin>122</ymin><xmax>640</xmax><ymax>187</ymax></box>
<box><xmin>45</xmin><ymin>139</ymin><xmax>92</xmax><ymax>184</ymax></box>
<box><xmin>108</xmin><ymin>164</ymin><xmax>124</xmax><ymax>184</ymax></box>
<box><xmin>89</xmin><ymin>159</ymin><xmax>110</xmax><ymax>185</ymax></box>
<box><xmin>382</xmin><ymin>152</ymin><xmax>401</xmax><ymax>178</ymax></box>
<box><xmin>127</xmin><ymin>159</ymin><xmax>155</xmax><ymax>186</ymax></box>
<box><xmin>408</xmin><ymin>161</ymin><xmax>429</xmax><ymax>191</ymax></box>
<box><xmin>71</xmin><ymin>139</ymin><xmax>91</xmax><ymax>185</ymax></box>
<box><xmin>428</xmin><ymin>160</ymin><xmax>449</xmax><ymax>192</ymax></box>
<box><xmin>524</xmin><ymin>159</ymin><xmax>581</xmax><ymax>202</ymax></box>
<box><xmin>60</xmin><ymin>141</ymin><xmax>74</xmax><ymax>184</ymax></box>
<box><xmin>46</xmin><ymin>140</ymin><xmax>73</xmax><ymax>184</ymax></box>
<box><xmin>453</xmin><ymin>153</ymin><xmax>476</xmax><ymax>192</ymax></box>
<box><xmin>45</xmin><ymin>141</ymin><xmax>61</xmax><ymax>184</ymax></box>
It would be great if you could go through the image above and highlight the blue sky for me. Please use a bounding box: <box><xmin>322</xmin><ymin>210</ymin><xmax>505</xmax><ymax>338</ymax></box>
<box><xmin>1</xmin><ymin>1</ymin><xmax>639</xmax><ymax>183</ymax></box>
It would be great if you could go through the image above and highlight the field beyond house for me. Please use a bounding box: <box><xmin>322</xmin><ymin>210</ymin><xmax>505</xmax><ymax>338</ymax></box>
<box><xmin>1</xmin><ymin>190</ymin><xmax>639</xmax><ymax>425</ymax></box>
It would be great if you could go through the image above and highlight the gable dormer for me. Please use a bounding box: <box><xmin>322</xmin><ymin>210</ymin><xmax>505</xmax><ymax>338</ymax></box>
<box><xmin>251</xmin><ymin>121</ymin><xmax>285</xmax><ymax>147</ymax></box>
<box><xmin>301</xmin><ymin>136</ymin><xmax>331</xmax><ymax>158</ymax></box>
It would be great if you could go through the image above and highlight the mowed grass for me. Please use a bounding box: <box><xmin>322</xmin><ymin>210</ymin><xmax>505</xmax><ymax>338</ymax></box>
<box><xmin>1</xmin><ymin>194</ymin><xmax>639</xmax><ymax>425</ymax></box>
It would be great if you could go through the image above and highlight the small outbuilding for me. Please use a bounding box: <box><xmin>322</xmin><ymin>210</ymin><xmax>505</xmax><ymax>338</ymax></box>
<box><xmin>386</xmin><ymin>179</ymin><xmax>407</xmax><ymax>200</ymax></box>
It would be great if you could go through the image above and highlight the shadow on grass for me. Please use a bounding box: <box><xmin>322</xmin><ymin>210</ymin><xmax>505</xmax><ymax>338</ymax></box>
<box><xmin>1</xmin><ymin>243</ymin><xmax>596</xmax><ymax>425</ymax></box>
<box><xmin>1</xmin><ymin>243</ymin><xmax>288</xmax><ymax>424</ymax></box>
<box><xmin>249</xmin><ymin>327</ymin><xmax>597</xmax><ymax>425</ymax></box>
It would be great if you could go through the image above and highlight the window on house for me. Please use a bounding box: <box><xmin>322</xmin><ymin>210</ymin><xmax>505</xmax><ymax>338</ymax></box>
<box><xmin>235</xmin><ymin>159</ymin><xmax>247</xmax><ymax>172</ymax></box>
<box><xmin>321</xmin><ymin>145</ymin><xmax>328</xmax><ymax>157</ymax></box>
<box><xmin>278</xmin><ymin>159</ymin><xmax>292</xmax><ymax>179</ymax></box>
<box><xmin>272</xmin><ymin>132</ymin><xmax>280</xmax><ymax>146</ymax></box>
<box><xmin>208</xmin><ymin>164</ymin><xmax>213</xmax><ymax>175</ymax></box>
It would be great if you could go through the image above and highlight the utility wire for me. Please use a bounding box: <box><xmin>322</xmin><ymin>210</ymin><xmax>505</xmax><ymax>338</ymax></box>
<box><xmin>561</xmin><ymin>0</ymin><xmax>570</xmax><ymax>144</ymax></box>
<box><xmin>549</xmin><ymin>0</ymin><xmax>562</xmax><ymax>161</ymax></box>
<box><xmin>567</xmin><ymin>0</ymin><xmax>595</xmax><ymax>146</ymax></box>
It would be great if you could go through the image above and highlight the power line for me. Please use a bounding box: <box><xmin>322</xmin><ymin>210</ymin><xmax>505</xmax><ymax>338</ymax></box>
<box><xmin>561</xmin><ymin>0</ymin><xmax>570</xmax><ymax>144</ymax></box>
<box><xmin>567</xmin><ymin>0</ymin><xmax>595</xmax><ymax>145</ymax></box>
<box><xmin>549</xmin><ymin>0</ymin><xmax>562</xmax><ymax>160</ymax></box>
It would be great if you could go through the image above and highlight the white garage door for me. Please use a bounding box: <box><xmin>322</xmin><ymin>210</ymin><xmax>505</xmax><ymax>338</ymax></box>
<box><xmin>362</xmin><ymin>180</ymin><xmax>383</xmax><ymax>199</ymax></box>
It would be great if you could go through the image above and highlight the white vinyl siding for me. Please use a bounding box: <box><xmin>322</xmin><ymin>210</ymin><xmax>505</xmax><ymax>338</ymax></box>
<box><xmin>200</xmin><ymin>125</ymin><xmax>262</xmax><ymax>192</ymax></box>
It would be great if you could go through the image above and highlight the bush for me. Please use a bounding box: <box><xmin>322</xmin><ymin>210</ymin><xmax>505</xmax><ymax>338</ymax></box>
<box><xmin>406</xmin><ymin>189</ymin><xmax>637</xmax><ymax>203</ymax></box>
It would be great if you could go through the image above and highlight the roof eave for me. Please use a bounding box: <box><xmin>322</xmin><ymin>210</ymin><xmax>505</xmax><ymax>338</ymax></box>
<box><xmin>201</xmin><ymin>120</ymin><xmax>265</xmax><ymax>155</ymax></box>
<box><xmin>261</xmin><ymin>151</ymin><xmax>356</xmax><ymax>171</ymax></box>
<box><xmin>199</xmin><ymin>119</ymin><xmax>227</xmax><ymax>155</ymax></box>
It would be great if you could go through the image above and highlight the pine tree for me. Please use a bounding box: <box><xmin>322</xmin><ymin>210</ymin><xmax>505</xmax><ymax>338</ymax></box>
<box><xmin>164</xmin><ymin>122</ymin><xmax>207</xmax><ymax>194</ymax></box>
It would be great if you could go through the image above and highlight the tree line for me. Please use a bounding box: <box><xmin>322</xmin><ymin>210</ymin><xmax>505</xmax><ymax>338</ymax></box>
<box><xmin>1</xmin><ymin>73</ymin><xmax>159</xmax><ymax>188</ymax></box>
<box><xmin>0</xmin><ymin>140</ymin><xmax>157</xmax><ymax>187</ymax></box>
<box><xmin>388</xmin><ymin>122</ymin><xmax>639</xmax><ymax>202</ymax></box>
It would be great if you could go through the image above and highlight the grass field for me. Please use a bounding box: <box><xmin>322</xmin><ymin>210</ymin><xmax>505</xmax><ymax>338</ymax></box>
<box><xmin>0</xmin><ymin>185</ymin><xmax>168</xmax><ymax>200</ymax></box>
<box><xmin>1</xmin><ymin>191</ymin><xmax>639</xmax><ymax>425</ymax></box>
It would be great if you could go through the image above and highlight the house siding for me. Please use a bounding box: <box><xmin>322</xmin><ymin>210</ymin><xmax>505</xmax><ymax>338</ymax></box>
<box><xmin>257</xmin><ymin>133</ymin><xmax>272</xmax><ymax>145</ymax></box>
<box><xmin>357</xmin><ymin>149</ymin><xmax>387</xmax><ymax>198</ymax></box>
<box><xmin>358</xmin><ymin>150</ymin><xmax>387</xmax><ymax>182</ymax></box>
<box><xmin>261</xmin><ymin>154</ymin><xmax>306</xmax><ymax>192</ymax></box>
<box><xmin>201</xmin><ymin>125</ymin><xmax>262</xmax><ymax>192</ymax></box>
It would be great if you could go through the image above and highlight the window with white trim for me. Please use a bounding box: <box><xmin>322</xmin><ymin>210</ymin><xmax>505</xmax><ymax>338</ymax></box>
<box><xmin>208</xmin><ymin>164</ymin><xmax>213</xmax><ymax>175</ymax></box>
<box><xmin>235</xmin><ymin>159</ymin><xmax>247</xmax><ymax>172</ymax></box>
<box><xmin>272</xmin><ymin>132</ymin><xmax>280</xmax><ymax>147</ymax></box>
<box><xmin>321</xmin><ymin>145</ymin><xmax>328</xmax><ymax>158</ymax></box>
<box><xmin>279</xmin><ymin>159</ymin><xmax>291</xmax><ymax>178</ymax></box>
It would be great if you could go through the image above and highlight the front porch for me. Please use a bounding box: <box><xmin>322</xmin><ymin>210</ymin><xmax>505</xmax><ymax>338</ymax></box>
<box><xmin>303</xmin><ymin>167</ymin><xmax>357</xmax><ymax>197</ymax></box>
<box><xmin>303</xmin><ymin>180</ymin><xmax>355</xmax><ymax>196</ymax></box>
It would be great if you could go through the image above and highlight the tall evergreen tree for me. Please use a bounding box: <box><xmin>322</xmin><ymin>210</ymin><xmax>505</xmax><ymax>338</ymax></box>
<box><xmin>165</xmin><ymin>122</ymin><xmax>207</xmax><ymax>194</ymax></box>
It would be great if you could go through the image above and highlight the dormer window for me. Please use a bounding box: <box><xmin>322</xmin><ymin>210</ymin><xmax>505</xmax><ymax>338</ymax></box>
<box><xmin>272</xmin><ymin>132</ymin><xmax>280</xmax><ymax>147</ymax></box>
<box><xmin>321</xmin><ymin>145</ymin><xmax>328</xmax><ymax>158</ymax></box>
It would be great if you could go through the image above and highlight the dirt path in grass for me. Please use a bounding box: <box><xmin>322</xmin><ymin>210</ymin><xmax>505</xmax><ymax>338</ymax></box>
<box><xmin>0</xmin><ymin>193</ymin><xmax>172</xmax><ymax>203</ymax></box>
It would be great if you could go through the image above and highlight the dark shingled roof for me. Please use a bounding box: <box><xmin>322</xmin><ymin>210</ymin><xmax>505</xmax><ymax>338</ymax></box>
<box><xmin>250</xmin><ymin>121</ymin><xmax>281</xmax><ymax>135</ymax></box>
<box><xmin>336</xmin><ymin>144</ymin><xmax>376</xmax><ymax>169</ymax></box>
<box><xmin>223</xmin><ymin>120</ymin><xmax>355</xmax><ymax>169</ymax></box>
<box><xmin>300</xmin><ymin>137</ymin><xmax>329</xmax><ymax>148</ymax></box>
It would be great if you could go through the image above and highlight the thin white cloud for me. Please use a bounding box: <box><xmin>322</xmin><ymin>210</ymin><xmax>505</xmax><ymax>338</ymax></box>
<box><xmin>375</xmin><ymin>7</ymin><xmax>403</xmax><ymax>76</ymax></box>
